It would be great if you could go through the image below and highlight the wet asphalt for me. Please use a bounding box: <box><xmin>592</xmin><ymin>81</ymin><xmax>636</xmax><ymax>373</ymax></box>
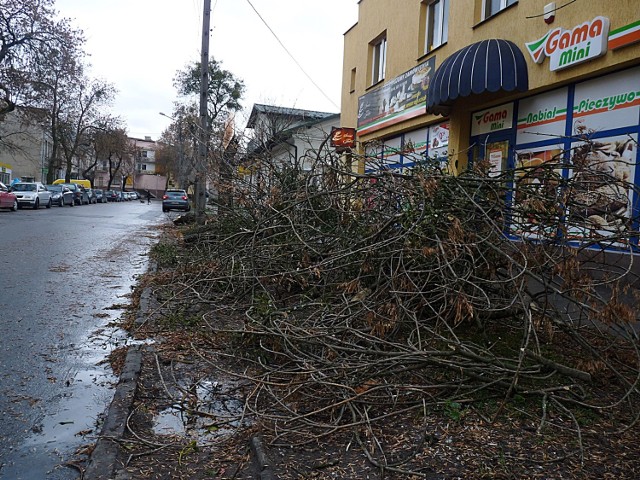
<box><xmin>0</xmin><ymin>199</ymin><xmax>169</xmax><ymax>479</ymax></box>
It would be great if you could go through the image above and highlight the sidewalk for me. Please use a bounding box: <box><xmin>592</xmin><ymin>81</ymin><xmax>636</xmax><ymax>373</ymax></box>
<box><xmin>84</xmin><ymin>278</ymin><xmax>274</xmax><ymax>480</ymax></box>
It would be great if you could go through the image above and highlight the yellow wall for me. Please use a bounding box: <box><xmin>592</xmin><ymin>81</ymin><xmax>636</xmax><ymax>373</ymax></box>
<box><xmin>341</xmin><ymin>0</ymin><xmax>640</xmax><ymax>171</ymax></box>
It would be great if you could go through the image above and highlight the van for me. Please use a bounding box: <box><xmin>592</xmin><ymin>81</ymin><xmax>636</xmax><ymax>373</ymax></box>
<box><xmin>52</xmin><ymin>179</ymin><xmax>92</xmax><ymax>190</ymax></box>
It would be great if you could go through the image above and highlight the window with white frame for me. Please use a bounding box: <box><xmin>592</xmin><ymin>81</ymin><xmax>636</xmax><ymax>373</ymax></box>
<box><xmin>371</xmin><ymin>34</ymin><xmax>387</xmax><ymax>85</ymax></box>
<box><xmin>484</xmin><ymin>0</ymin><xmax>517</xmax><ymax>19</ymax></box>
<box><xmin>425</xmin><ymin>0</ymin><xmax>449</xmax><ymax>53</ymax></box>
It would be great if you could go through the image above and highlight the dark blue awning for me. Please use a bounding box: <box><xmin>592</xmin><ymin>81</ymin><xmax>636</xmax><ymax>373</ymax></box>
<box><xmin>427</xmin><ymin>39</ymin><xmax>529</xmax><ymax>113</ymax></box>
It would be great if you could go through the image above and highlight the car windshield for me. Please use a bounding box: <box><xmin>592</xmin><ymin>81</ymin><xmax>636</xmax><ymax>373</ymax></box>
<box><xmin>48</xmin><ymin>185</ymin><xmax>62</xmax><ymax>192</ymax></box>
<box><xmin>14</xmin><ymin>183</ymin><xmax>36</xmax><ymax>191</ymax></box>
<box><xmin>166</xmin><ymin>191</ymin><xmax>185</xmax><ymax>197</ymax></box>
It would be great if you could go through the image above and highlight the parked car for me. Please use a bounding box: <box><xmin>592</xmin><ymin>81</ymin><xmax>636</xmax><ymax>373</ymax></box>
<box><xmin>105</xmin><ymin>190</ymin><xmax>120</xmax><ymax>202</ymax></box>
<box><xmin>85</xmin><ymin>188</ymin><xmax>97</xmax><ymax>204</ymax></box>
<box><xmin>62</xmin><ymin>183</ymin><xmax>89</xmax><ymax>205</ymax></box>
<box><xmin>162</xmin><ymin>189</ymin><xmax>190</xmax><ymax>212</ymax></box>
<box><xmin>129</xmin><ymin>191</ymin><xmax>140</xmax><ymax>200</ymax></box>
<box><xmin>94</xmin><ymin>189</ymin><xmax>108</xmax><ymax>203</ymax></box>
<box><xmin>47</xmin><ymin>184</ymin><xmax>74</xmax><ymax>207</ymax></box>
<box><xmin>10</xmin><ymin>182</ymin><xmax>52</xmax><ymax>209</ymax></box>
<box><xmin>0</xmin><ymin>181</ymin><xmax>18</xmax><ymax>211</ymax></box>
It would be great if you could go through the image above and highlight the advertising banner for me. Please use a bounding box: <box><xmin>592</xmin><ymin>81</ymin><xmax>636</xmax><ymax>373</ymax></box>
<box><xmin>566</xmin><ymin>134</ymin><xmax>637</xmax><ymax>242</ymax></box>
<box><xmin>511</xmin><ymin>147</ymin><xmax>564</xmax><ymax>238</ymax></box>
<box><xmin>357</xmin><ymin>57</ymin><xmax>436</xmax><ymax>136</ymax></box>
<box><xmin>516</xmin><ymin>88</ymin><xmax>569</xmax><ymax>145</ymax></box>
<box><xmin>402</xmin><ymin>128</ymin><xmax>428</xmax><ymax>166</ymax></box>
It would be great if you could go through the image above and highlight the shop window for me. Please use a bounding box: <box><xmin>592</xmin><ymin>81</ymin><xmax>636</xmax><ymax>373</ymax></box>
<box><xmin>370</xmin><ymin>33</ymin><xmax>387</xmax><ymax>85</ymax></box>
<box><xmin>424</xmin><ymin>0</ymin><xmax>449</xmax><ymax>53</ymax></box>
<box><xmin>483</xmin><ymin>0</ymin><xmax>517</xmax><ymax>19</ymax></box>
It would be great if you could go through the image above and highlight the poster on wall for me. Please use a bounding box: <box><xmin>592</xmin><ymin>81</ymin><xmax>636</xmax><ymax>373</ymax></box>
<box><xmin>566</xmin><ymin>134</ymin><xmax>637</xmax><ymax>243</ymax></box>
<box><xmin>516</xmin><ymin>88</ymin><xmax>569</xmax><ymax>145</ymax></box>
<box><xmin>510</xmin><ymin>147</ymin><xmax>564</xmax><ymax>238</ymax></box>
<box><xmin>428</xmin><ymin>122</ymin><xmax>449</xmax><ymax>160</ymax></box>
<box><xmin>483</xmin><ymin>141</ymin><xmax>509</xmax><ymax>178</ymax></box>
<box><xmin>488</xmin><ymin>149</ymin><xmax>503</xmax><ymax>177</ymax></box>
<box><xmin>572</xmin><ymin>67</ymin><xmax>640</xmax><ymax>137</ymax></box>
<box><xmin>357</xmin><ymin>57</ymin><xmax>436</xmax><ymax>136</ymax></box>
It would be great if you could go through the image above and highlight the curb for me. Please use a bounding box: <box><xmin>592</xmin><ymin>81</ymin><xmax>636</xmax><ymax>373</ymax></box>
<box><xmin>84</xmin><ymin>345</ymin><xmax>143</xmax><ymax>480</ymax></box>
<box><xmin>251</xmin><ymin>436</ymin><xmax>277</xmax><ymax>480</ymax></box>
<box><xmin>84</xmin><ymin>276</ymin><xmax>157</xmax><ymax>479</ymax></box>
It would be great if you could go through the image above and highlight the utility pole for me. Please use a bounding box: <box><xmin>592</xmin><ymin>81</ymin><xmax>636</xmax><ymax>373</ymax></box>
<box><xmin>196</xmin><ymin>0</ymin><xmax>211</xmax><ymax>224</ymax></box>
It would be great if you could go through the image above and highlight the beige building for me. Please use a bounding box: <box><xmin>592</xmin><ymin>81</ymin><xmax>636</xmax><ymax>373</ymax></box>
<box><xmin>342</xmin><ymin>0</ymin><xmax>640</xmax><ymax>170</ymax></box>
<box><xmin>0</xmin><ymin>108</ymin><xmax>53</xmax><ymax>184</ymax></box>
<box><xmin>341</xmin><ymin>0</ymin><xmax>640</xmax><ymax>242</ymax></box>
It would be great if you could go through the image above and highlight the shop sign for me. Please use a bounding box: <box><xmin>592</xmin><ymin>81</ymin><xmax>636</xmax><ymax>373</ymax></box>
<box><xmin>330</xmin><ymin>127</ymin><xmax>356</xmax><ymax>149</ymax></box>
<box><xmin>471</xmin><ymin>103</ymin><xmax>514</xmax><ymax>136</ymax></box>
<box><xmin>357</xmin><ymin>57</ymin><xmax>436</xmax><ymax>136</ymax></box>
<box><xmin>525</xmin><ymin>16</ymin><xmax>610</xmax><ymax>71</ymax></box>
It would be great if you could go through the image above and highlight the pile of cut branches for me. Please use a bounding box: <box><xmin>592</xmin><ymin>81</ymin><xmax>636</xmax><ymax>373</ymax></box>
<box><xmin>148</xmin><ymin>137</ymin><xmax>640</xmax><ymax>475</ymax></box>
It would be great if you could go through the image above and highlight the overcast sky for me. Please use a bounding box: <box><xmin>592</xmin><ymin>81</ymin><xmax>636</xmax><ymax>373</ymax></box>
<box><xmin>54</xmin><ymin>0</ymin><xmax>359</xmax><ymax>140</ymax></box>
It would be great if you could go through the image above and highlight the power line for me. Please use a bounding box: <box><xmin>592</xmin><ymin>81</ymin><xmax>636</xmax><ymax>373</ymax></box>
<box><xmin>243</xmin><ymin>0</ymin><xmax>339</xmax><ymax>110</ymax></box>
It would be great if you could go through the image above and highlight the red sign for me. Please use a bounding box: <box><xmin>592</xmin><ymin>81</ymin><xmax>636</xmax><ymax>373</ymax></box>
<box><xmin>330</xmin><ymin>127</ymin><xmax>356</xmax><ymax>149</ymax></box>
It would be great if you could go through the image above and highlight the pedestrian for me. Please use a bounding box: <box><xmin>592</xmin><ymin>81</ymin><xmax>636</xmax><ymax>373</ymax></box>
<box><xmin>147</xmin><ymin>191</ymin><xmax>152</xmax><ymax>204</ymax></box>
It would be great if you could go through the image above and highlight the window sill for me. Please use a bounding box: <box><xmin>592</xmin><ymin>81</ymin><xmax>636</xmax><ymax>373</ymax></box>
<box><xmin>417</xmin><ymin>41</ymin><xmax>447</xmax><ymax>62</ymax></box>
<box><xmin>473</xmin><ymin>1</ymin><xmax>518</xmax><ymax>29</ymax></box>
<box><xmin>366</xmin><ymin>79</ymin><xmax>385</xmax><ymax>91</ymax></box>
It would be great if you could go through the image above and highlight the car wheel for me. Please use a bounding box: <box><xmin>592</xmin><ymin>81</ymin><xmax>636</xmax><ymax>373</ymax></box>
<box><xmin>46</xmin><ymin>198</ymin><xmax>52</xmax><ymax>208</ymax></box>
<box><xmin>33</xmin><ymin>199</ymin><xmax>39</xmax><ymax>209</ymax></box>
<box><xmin>11</xmin><ymin>200</ymin><xmax>17</xmax><ymax>212</ymax></box>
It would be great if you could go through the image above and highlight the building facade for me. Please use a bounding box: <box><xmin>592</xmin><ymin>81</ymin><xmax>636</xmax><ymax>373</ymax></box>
<box><xmin>241</xmin><ymin>104</ymin><xmax>339</xmax><ymax>188</ymax></box>
<box><xmin>0</xmin><ymin>108</ymin><xmax>54</xmax><ymax>184</ymax></box>
<box><xmin>341</xmin><ymin>0</ymin><xmax>640</xmax><ymax>241</ymax></box>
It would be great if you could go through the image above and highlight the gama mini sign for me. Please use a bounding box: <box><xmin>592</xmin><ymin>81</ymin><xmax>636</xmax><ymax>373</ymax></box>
<box><xmin>525</xmin><ymin>16</ymin><xmax>610</xmax><ymax>72</ymax></box>
<box><xmin>471</xmin><ymin>103</ymin><xmax>514</xmax><ymax>137</ymax></box>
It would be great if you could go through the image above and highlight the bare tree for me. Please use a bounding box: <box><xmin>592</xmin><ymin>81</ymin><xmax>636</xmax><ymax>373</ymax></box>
<box><xmin>56</xmin><ymin>79</ymin><xmax>116</xmax><ymax>182</ymax></box>
<box><xmin>93</xmin><ymin>127</ymin><xmax>129</xmax><ymax>190</ymax></box>
<box><xmin>0</xmin><ymin>0</ymin><xmax>83</xmax><ymax>118</ymax></box>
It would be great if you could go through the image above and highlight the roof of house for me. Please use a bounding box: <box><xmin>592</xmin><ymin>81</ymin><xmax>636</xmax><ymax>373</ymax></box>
<box><xmin>246</xmin><ymin>104</ymin><xmax>338</xmax><ymax>129</ymax></box>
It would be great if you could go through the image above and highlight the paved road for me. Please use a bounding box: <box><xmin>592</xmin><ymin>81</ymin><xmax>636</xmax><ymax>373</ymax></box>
<box><xmin>0</xmin><ymin>200</ymin><xmax>168</xmax><ymax>479</ymax></box>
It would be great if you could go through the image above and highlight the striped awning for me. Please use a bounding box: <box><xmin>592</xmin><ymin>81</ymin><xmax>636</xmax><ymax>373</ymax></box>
<box><xmin>427</xmin><ymin>39</ymin><xmax>529</xmax><ymax>113</ymax></box>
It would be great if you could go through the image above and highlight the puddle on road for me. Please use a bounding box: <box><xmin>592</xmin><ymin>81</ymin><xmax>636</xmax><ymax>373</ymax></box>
<box><xmin>152</xmin><ymin>377</ymin><xmax>247</xmax><ymax>443</ymax></box>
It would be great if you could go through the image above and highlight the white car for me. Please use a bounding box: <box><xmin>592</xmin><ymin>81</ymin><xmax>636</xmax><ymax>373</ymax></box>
<box><xmin>10</xmin><ymin>182</ymin><xmax>52</xmax><ymax>209</ymax></box>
